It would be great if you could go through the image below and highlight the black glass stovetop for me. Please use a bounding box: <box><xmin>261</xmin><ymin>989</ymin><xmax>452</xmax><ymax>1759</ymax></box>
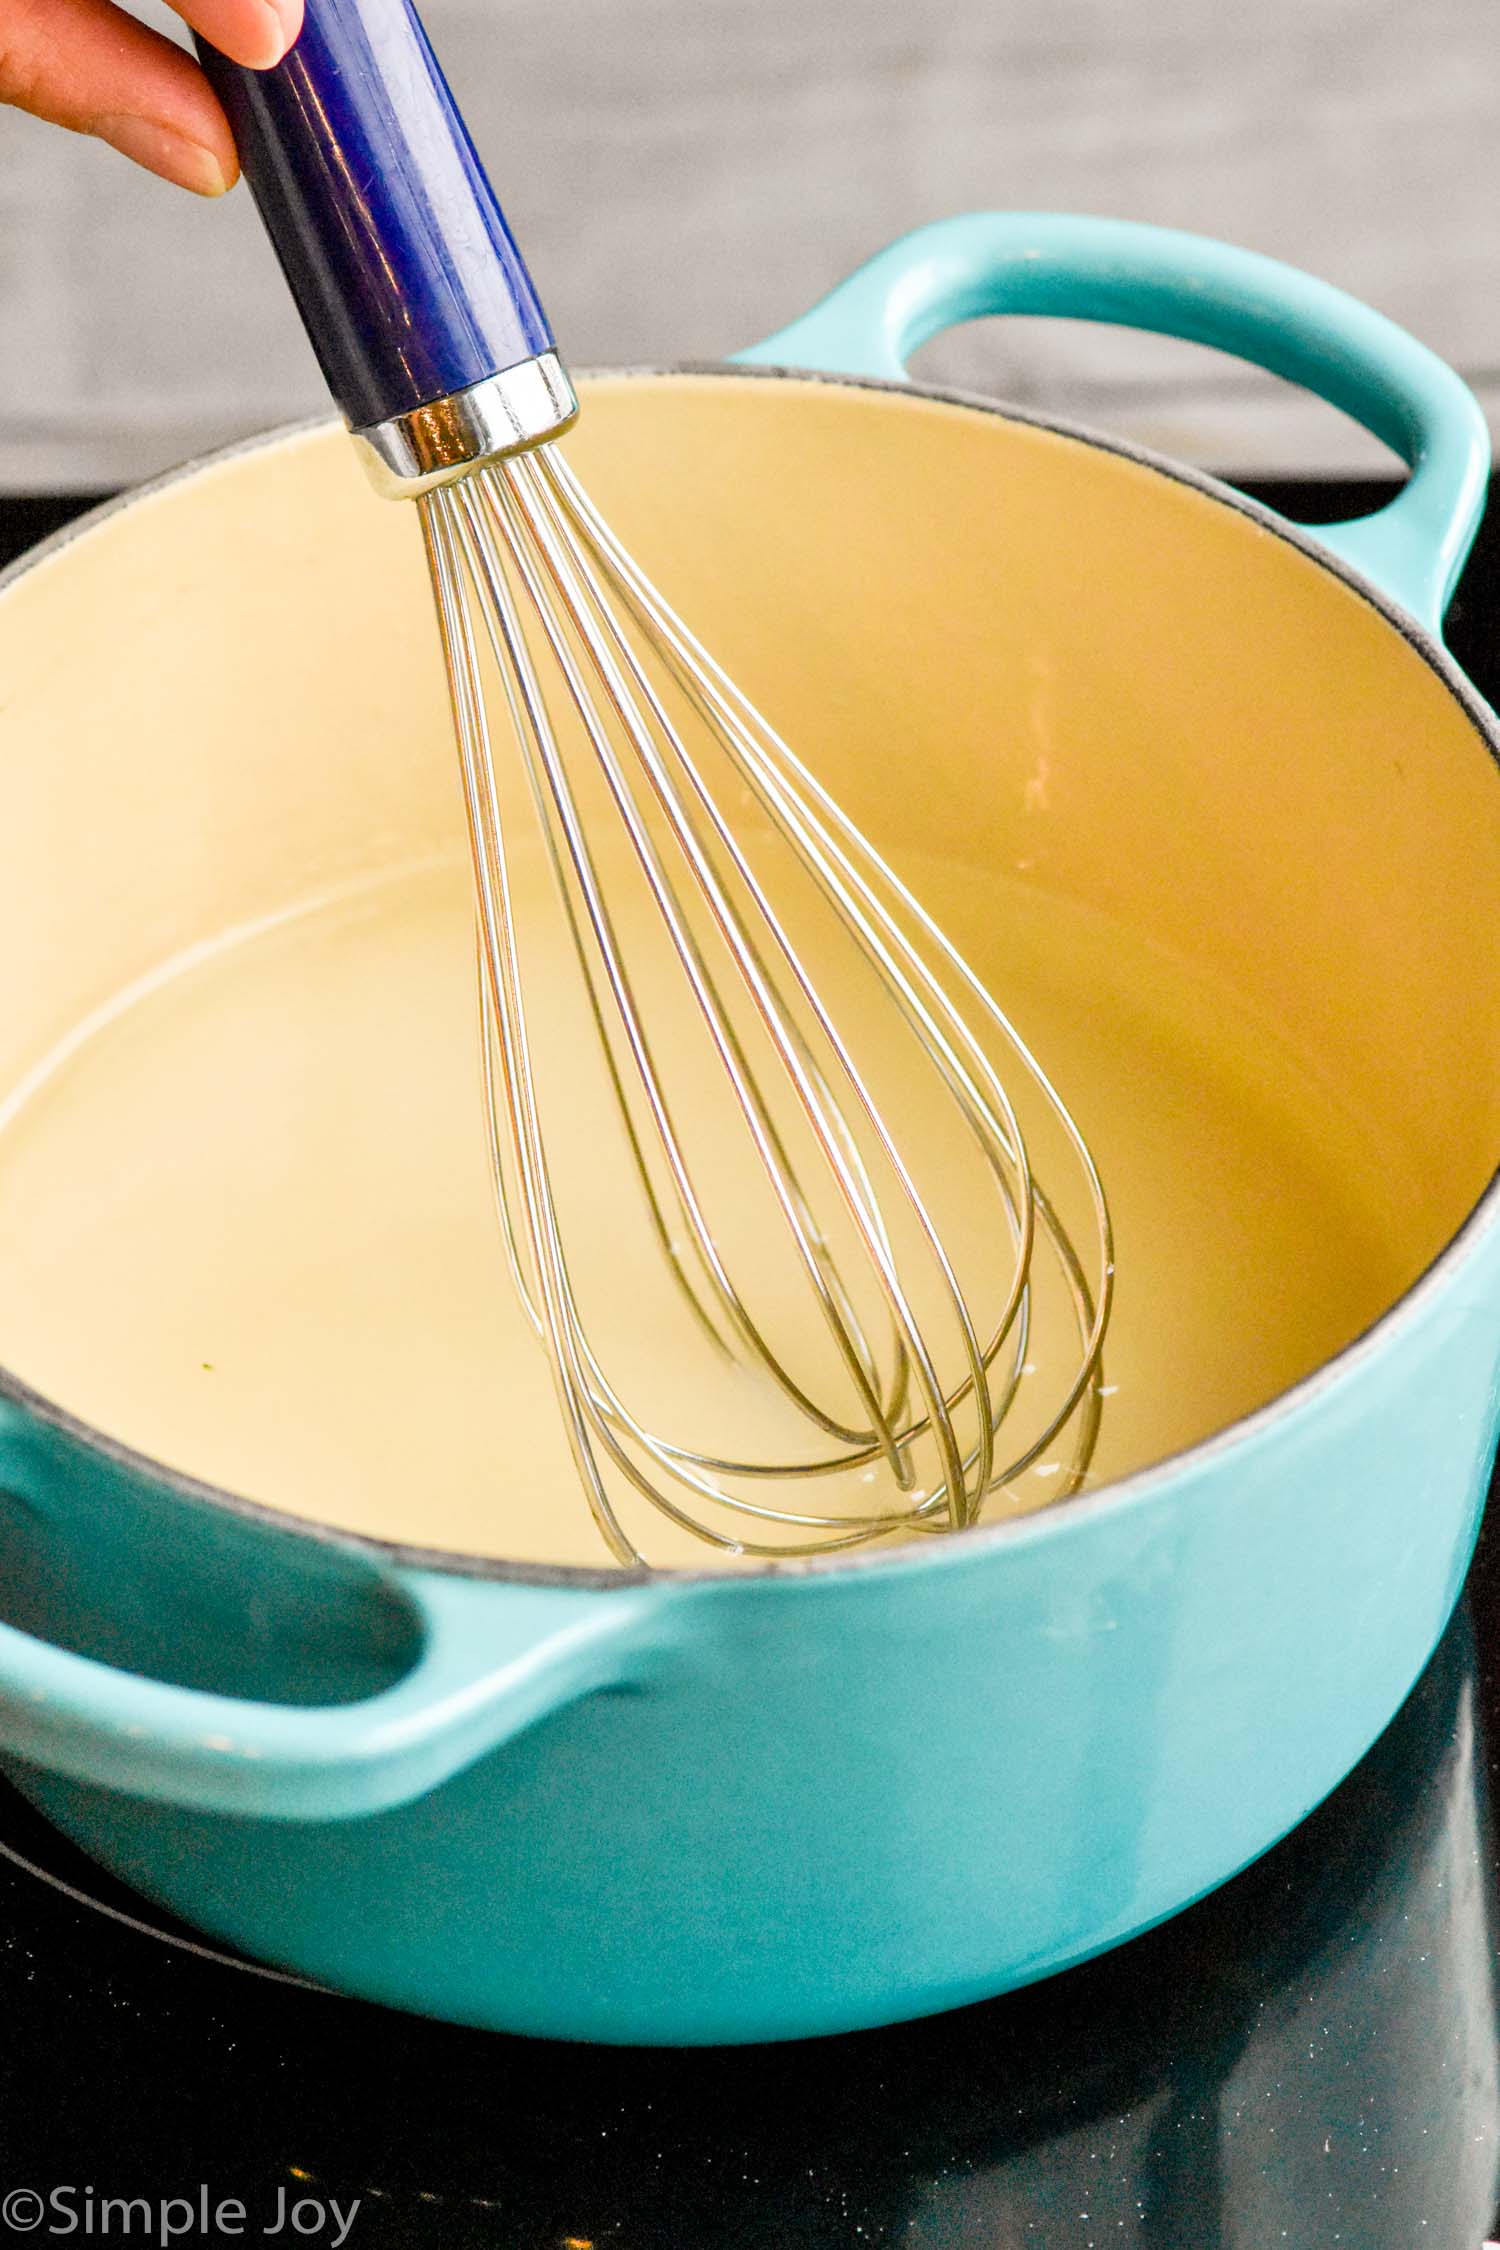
<box><xmin>1</xmin><ymin>477</ymin><xmax>1498</xmax><ymax>2250</ymax></box>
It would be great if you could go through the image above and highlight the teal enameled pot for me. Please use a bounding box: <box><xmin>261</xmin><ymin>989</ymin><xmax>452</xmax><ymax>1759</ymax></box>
<box><xmin>0</xmin><ymin>215</ymin><xmax>1497</xmax><ymax>2045</ymax></box>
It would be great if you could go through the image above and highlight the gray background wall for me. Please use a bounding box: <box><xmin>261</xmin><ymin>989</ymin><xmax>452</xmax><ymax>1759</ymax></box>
<box><xmin>0</xmin><ymin>0</ymin><xmax>1494</xmax><ymax>487</ymax></box>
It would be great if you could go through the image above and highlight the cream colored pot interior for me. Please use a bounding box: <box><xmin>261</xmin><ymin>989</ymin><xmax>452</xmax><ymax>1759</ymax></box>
<box><xmin>0</xmin><ymin>373</ymin><xmax>1494</xmax><ymax>1565</ymax></box>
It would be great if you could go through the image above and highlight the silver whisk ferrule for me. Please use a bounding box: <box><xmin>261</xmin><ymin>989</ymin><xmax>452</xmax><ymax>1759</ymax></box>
<box><xmin>417</xmin><ymin>438</ymin><xmax>1113</xmax><ymax>1568</ymax></box>
<box><xmin>351</xmin><ymin>354</ymin><xmax>580</xmax><ymax>499</ymax></box>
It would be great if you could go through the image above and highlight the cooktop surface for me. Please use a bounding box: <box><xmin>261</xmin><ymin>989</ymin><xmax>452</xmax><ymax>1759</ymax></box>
<box><xmin>0</xmin><ymin>476</ymin><xmax>1497</xmax><ymax>2250</ymax></box>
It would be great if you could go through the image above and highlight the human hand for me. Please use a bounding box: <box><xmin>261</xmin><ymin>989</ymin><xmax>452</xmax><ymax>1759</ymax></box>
<box><xmin>0</xmin><ymin>0</ymin><xmax>303</xmax><ymax>194</ymax></box>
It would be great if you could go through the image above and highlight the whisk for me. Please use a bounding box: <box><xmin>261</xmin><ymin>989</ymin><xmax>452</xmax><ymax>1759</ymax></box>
<box><xmin>201</xmin><ymin>0</ymin><xmax>1112</xmax><ymax>1565</ymax></box>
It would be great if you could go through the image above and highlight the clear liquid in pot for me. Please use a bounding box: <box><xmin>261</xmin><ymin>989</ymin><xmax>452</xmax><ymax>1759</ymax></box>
<box><xmin>0</xmin><ymin>851</ymin><xmax>1417</xmax><ymax>1568</ymax></box>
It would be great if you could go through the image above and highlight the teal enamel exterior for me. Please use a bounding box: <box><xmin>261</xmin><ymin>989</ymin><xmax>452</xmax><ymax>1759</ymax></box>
<box><xmin>0</xmin><ymin>215</ymin><xmax>1497</xmax><ymax>2044</ymax></box>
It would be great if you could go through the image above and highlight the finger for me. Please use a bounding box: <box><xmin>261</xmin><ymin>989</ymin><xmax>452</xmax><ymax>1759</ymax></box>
<box><xmin>169</xmin><ymin>0</ymin><xmax>300</xmax><ymax>73</ymax></box>
<box><xmin>0</xmin><ymin>0</ymin><xmax>240</xmax><ymax>192</ymax></box>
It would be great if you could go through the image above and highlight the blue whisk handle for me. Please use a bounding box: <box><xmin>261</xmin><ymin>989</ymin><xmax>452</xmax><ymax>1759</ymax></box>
<box><xmin>198</xmin><ymin>0</ymin><xmax>576</xmax><ymax>490</ymax></box>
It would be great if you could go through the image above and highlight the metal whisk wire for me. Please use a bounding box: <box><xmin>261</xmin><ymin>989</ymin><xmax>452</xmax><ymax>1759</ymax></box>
<box><xmin>196</xmin><ymin>0</ymin><xmax>1109</xmax><ymax>1564</ymax></box>
<box><xmin>419</xmin><ymin>446</ymin><xmax>1113</xmax><ymax>1567</ymax></box>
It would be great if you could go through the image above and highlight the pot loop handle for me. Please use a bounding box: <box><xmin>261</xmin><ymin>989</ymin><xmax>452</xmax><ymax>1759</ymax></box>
<box><xmin>0</xmin><ymin>1566</ymin><xmax>664</xmax><ymax>1820</ymax></box>
<box><xmin>0</xmin><ymin>1395</ymin><xmax>666</xmax><ymax>1821</ymax></box>
<box><xmin>735</xmin><ymin>213</ymin><xmax>1490</xmax><ymax>638</ymax></box>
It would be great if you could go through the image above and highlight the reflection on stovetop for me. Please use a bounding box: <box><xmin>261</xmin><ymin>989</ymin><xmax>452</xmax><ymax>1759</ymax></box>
<box><xmin>0</xmin><ymin>481</ymin><xmax>1498</xmax><ymax>2247</ymax></box>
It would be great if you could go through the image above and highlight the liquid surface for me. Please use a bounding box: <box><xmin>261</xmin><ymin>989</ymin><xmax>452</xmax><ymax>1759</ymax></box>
<box><xmin>0</xmin><ymin>855</ymin><xmax>1415</xmax><ymax>1567</ymax></box>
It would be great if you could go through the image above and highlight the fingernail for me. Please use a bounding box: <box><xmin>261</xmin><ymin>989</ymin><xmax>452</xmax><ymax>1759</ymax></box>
<box><xmin>241</xmin><ymin>0</ymin><xmax>298</xmax><ymax>67</ymax></box>
<box><xmin>91</xmin><ymin>114</ymin><xmax>230</xmax><ymax>196</ymax></box>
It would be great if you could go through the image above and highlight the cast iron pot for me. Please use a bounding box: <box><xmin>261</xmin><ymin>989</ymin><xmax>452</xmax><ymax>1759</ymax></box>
<box><xmin>0</xmin><ymin>214</ymin><xmax>1496</xmax><ymax>2045</ymax></box>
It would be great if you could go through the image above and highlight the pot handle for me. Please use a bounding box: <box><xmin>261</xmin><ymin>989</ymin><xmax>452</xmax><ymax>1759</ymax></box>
<box><xmin>0</xmin><ymin>1561</ymin><xmax>662</xmax><ymax>1822</ymax></box>
<box><xmin>735</xmin><ymin>212</ymin><xmax>1490</xmax><ymax>636</ymax></box>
